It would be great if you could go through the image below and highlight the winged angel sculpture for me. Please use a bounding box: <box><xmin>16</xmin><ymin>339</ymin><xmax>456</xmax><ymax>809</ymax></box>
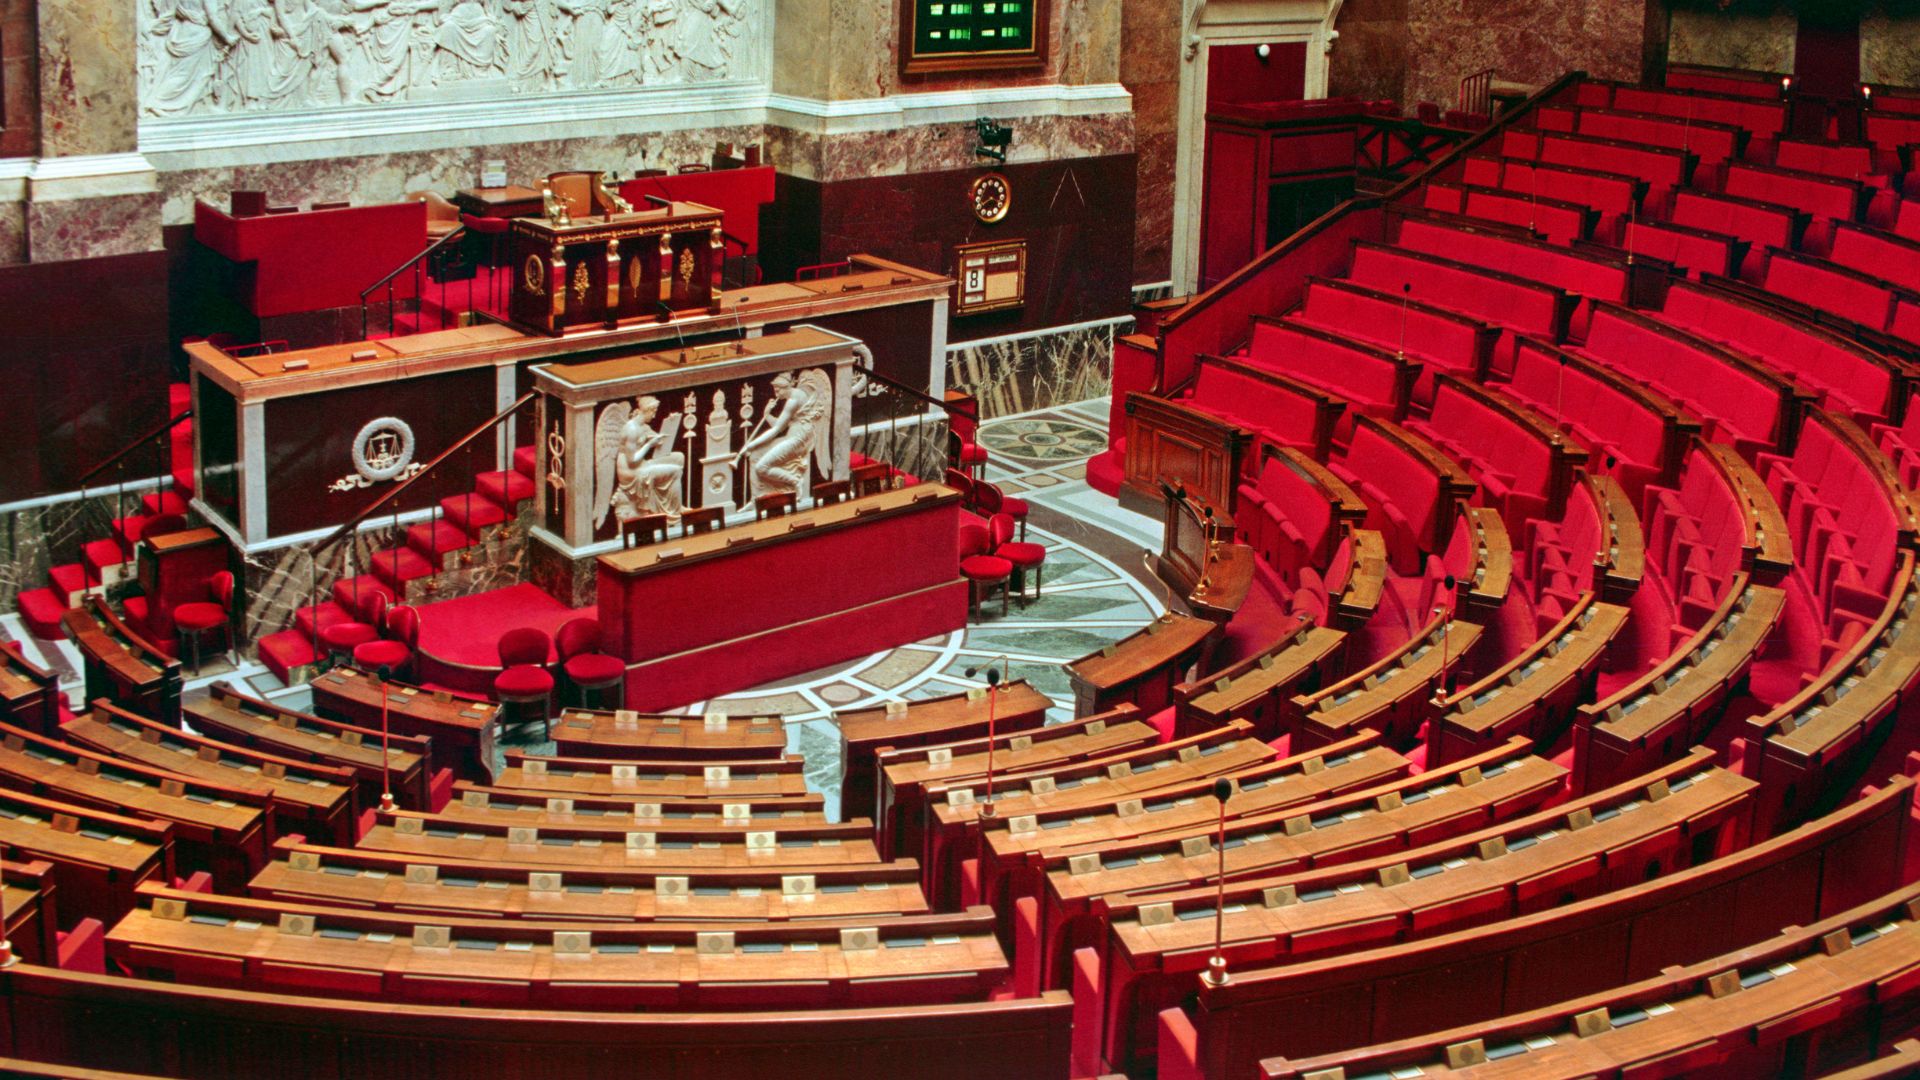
<box><xmin>594</xmin><ymin>396</ymin><xmax>684</xmax><ymax>528</ymax></box>
<box><xmin>738</xmin><ymin>369</ymin><xmax>833</xmax><ymax>497</ymax></box>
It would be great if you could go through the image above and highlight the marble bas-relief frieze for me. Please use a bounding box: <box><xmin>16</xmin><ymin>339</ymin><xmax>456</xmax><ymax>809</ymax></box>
<box><xmin>139</xmin><ymin>0</ymin><xmax>761</xmax><ymax>116</ymax></box>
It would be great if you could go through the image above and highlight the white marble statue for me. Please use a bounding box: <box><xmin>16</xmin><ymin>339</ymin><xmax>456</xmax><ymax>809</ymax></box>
<box><xmin>737</xmin><ymin>369</ymin><xmax>832</xmax><ymax>497</ymax></box>
<box><xmin>140</xmin><ymin>0</ymin><xmax>760</xmax><ymax>115</ymax></box>
<box><xmin>595</xmin><ymin>396</ymin><xmax>686</xmax><ymax>528</ymax></box>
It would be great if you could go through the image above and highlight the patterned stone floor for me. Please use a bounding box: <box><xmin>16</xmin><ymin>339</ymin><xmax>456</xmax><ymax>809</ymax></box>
<box><xmin>0</xmin><ymin>397</ymin><xmax>1160</xmax><ymax>822</ymax></box>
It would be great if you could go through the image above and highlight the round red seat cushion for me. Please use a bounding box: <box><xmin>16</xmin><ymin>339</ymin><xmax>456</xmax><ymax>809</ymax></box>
<box><xmin>1001</xmin><ymin>496</ymin><xmax>1031</xmax><ymax>518</ymax></box>
<box><xmin>171</xmin><ymin>602</ymin><xmax>228</xmax><ymax>633</ymax></box>
<box><xmin>352</xmin><ymin>640</ymin><xmax>412</xmax><ymax>671</ymax></box>
<box><xmin>996</xmin><ymin>541</ymin><xmax>1046</xmax><ymax>569</ymax></box>
<box><xmin>319</xmin><ymin>621</ymin><xmax>378</xmax><ymax>651</ymax></box>
<box><xmin>564</xmin><ymin>653</ymin><xmax>625</xmax><ymax>685</ymax></box>
<box><xmin>494</xmin><ymin>664</ymin><xmax>555</xmax><ymax>698</ymax></box>
<box><xmin>960</xmin><ymin>554</ymin><xmax>1013</xmax><ymax>581</ymax></box>
<box><xmin>957</xmin><ymin>442</ymin><xmax>989</xmax><ymax>465</ymax></box>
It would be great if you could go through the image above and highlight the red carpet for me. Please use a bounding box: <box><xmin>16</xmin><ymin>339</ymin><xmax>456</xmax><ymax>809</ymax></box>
<box><xmin>412</xmin><ymin>583</ymin><xmax>591</xmax><ymax>695</ymax></box>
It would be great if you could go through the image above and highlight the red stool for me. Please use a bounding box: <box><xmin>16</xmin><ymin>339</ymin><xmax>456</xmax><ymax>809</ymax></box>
<box><xmin>557</xmin><ymin>617</ymin><xmax>624</xmax><ymax>709</ymax></box>
<box><xmin>493</xmin><ymin>627</ymin><xmax>556</xmax><ymax>737</ymax></box>
<box><xmin>990</xmin><ymin>512</ymin><xmax>1047</xmax><ymax>603</ymax></box>
<box><xmin>959</xmin><ymin>523</ymin><xmax>1013</xmax><ymax>618</ymax></box>
<box><xmin>170</xmin><ymin>571</ymin><xmax>234</xmax><ymax>675</ymax></box>
<box><xmin>353</xmin><ymin>604</ymin><xmax>420</xmax><ymax>679</ymax></box>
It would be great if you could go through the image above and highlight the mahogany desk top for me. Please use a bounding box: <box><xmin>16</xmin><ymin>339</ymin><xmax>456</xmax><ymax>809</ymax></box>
<box><xmin>549</xmin><ymin>709</ymin><xmax>788</xmax><ymax>761</ymax></box>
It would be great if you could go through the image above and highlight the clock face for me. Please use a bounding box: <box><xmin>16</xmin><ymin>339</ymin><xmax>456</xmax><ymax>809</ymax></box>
<box><xmin>970</xmin><ymin>172</ymin><xmax>1012</xmax><ymax>223</ymax></box>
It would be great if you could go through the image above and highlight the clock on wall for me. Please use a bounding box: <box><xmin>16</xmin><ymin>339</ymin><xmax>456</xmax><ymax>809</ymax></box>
<box><xmin>969</xmin><ymin>172</ymin><xmax>1012</xmax><ymax>224</ymax></box>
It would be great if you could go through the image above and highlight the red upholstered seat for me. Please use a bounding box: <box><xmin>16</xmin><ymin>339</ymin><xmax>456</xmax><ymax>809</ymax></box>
<box><xmin>990</xmin><ymin>512</ymin><xmax>1046</xmax><ymax>603</ymax></box>
<box><xmin>959</xmin><ymin>524</ymin><xmax>1013</xmax><ymax>617</ymax></box>
<box><xmin>556</xmin><ymin>616</ymin><xmax>624</xmax><ymax>707</ymax></box>
<box><xmin>351</xmin><ymin>604</ymin><xmax>419</xmax><ymax>676</ymax></box>
<box><xmin>352</xmin><ymin>639</ymin><xmax>412</xmax><ymax>671</ymax></box>
<box><xmin>974</xmin><ymin>482</ymin><xmax>1029</xmax><ymax>540</ymax></box>
<box><xmin>494</xmin><ymin>627</ymin><xmax>556</xmax><ymax>731</ymax></box>
<box><xmin>494</xmin><ymin>665</ymin><xmax>556</xmax><ymax>697</ymax></box>
<box><xmin>171</xmin><ymin>571</ymin><xmax>235</xmax><ymax>673</ymax></box>
<box><xmin>171</xmin><ymin>602</ymin><xmax>227</xmax><ymax>633</ymax></box>
<box><xmin>564</xmin><ymin>653</ymin><xmax>624</xmax><ymax>683</ymax></box>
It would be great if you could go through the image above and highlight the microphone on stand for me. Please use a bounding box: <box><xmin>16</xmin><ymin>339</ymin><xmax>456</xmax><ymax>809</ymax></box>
<box><xmin>1397</xmin><ymin>282</ymin><xmax>1411</xmax><ymax>361</ymax></box>
<box><xmin>963</xmin><ymin>661</ymin><xmax>1007</xmax><ymax>818</ymax></box>
<box><xmin>1202</xmin><ymin>776</ymin><xmax>1234</xmax><ymax>988</ymax></box>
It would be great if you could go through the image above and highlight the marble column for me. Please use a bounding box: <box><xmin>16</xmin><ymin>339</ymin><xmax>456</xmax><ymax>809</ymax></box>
<box><xmin>23</xmin><ymin>0</ymin><xmax>161</xmax><ymax>263</ymax></box>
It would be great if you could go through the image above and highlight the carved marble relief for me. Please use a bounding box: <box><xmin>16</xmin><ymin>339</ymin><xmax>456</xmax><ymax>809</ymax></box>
<box><xmin>139</xmin><ymin>0</ymin><xmax>760</xmax><ymax>116</ymax></box>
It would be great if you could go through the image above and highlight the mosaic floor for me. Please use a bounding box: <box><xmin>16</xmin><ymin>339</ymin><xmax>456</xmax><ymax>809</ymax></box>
<box><xmin>0</xmin><ymin>398</ymin><xmax>1162</xmax><ymax>822</ymax></box>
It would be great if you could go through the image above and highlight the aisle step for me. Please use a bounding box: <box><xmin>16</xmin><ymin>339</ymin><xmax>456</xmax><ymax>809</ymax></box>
<box><xmin>475</xmin><ymin>470</ymin><xmax>534</xmax><ymax>507</ymax></box>
<box><xmin>513</xmin><ymin>444</ymin><xmax>537</xmax><ymax>479</ymax></box>
<box><xmin>439</xmin><ymin>493</ymin><xmax>506</xmax><ymax>534</ymax></box>
<box><xmin>406</xmin><ymin>520</ymin><xmax>472</xmax><ymax>566</ymax></box>
<box><xmin>15</xmin><ymin>588</ymin><xmax>67</xmax><ymax>641</ymax></box>
<box><xmin>293</xmin><ymin>600</ymin><xmax>353</xmax><ymax>639</ymax></box>
<box><xmin>257</xmin><ymin>629</ymin><xmax>319</xmax><ymax>683</ymax></box>
<box><xmin>49</xmin><ymin>564</ymin><xmax>90</xmax><ymax>606</ymax></box>
<box><xmin>370</xmin><ymin>547</ymin><xmax>435</xmax><ymax>590</ymax></box>
<box><xmin>141</xmin><ymin>490</ymin><xmax>190</xmax><ymax>517</ymax></box>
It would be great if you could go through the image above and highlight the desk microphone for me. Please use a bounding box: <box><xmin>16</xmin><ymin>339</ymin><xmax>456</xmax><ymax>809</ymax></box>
<box><xmin>1202</xmin><ymin>776</ymin><xmax>1233</xmax><ymax>988</ymax></box>
<box><xmin>963</xmin><ymin>661</ymin><xmax>1008</xmax><ymax>817</ymax></box>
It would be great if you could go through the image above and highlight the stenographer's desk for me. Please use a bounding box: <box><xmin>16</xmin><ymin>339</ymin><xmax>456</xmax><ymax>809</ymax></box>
<box><xmin>597</xmin><ymin>485</ymin><xmax>966</xmax><ymax>710</ymax></box>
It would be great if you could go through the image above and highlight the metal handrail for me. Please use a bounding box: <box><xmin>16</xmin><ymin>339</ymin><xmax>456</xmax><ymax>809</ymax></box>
<box><xmin>77</xmin><ymin>409</ymin><xmax>193</xmax><ymax>486</ymax></box>
<box><xmin>359</xmin><ymin>225</ymin><xmax>469</xmax><ymax>305</ymax></box>
<box><xmin>854</xmin><ymin>356</ymin><xmax>976</xmax><ymax>423</ymax></box>
<box><xmin>315</xmin><ymin>392</ymin><xmax>536</xmax><ymax>554</ymax></box>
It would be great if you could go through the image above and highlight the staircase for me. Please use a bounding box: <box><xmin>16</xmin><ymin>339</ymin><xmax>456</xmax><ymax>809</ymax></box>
<box><xmin>254</xmin><ymin>442</ymin><xmax>538</xmax><ymax>682</ymax></box>
<box><xmin>16</xmin><ymin>383</ymin><xmax>196</xmax><ymax>645</ymax></box>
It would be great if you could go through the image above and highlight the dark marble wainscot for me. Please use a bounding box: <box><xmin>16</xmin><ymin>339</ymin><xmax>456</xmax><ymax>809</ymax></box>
<box><xmin>527</xmin><ymin>538</ymin><xmax>598</xmax><ymax>612</ymax></box>
<box><xmin>853</xmin><ymin>413</ymin><xmax>950</xmax><ymax>488</ymax></box>
<box><xmin>946</xmin><ymin>321</ymin><xmax>1118</xmax><ymax>422</ymax></box>
<box><xmin>0</xmin><ymin>490</ymin><xmax>136</xmax><ymax>610</ymax></box>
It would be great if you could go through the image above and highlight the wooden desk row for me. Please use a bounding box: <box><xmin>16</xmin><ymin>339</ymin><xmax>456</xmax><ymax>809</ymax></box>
<box><xmin>0</xmin><ymin>719</ymin><xmax>269</xmax><ymax>888</ymax></box>
<box><xmin>308</xmin><ymin>668</ymin><xmax>497</xmax><ymax>783</ymax></box>
<box><xmin>1</xmin><ymin>966</ymin><xmax>1076</xmax><ymax>1079</ymax></box>
<box><xmin>923</xmin><ymin>722</ymin><xmax>1276</xmax><ymax>909</ymax></box>
<box><xmin>185</xmin><ymin>687</ymin><xmax>441</xmax><ymax>814</ymax></box>
<box><xmin>1156</xmin><ymin>774</ymin><xmax>1913</xmax><ymax>1080</ymax></box>
<box><xmin>1172</xmin><ymin>624</ymin><xmax>1348</xmax><ymax>743</ymax></box>
<box><xmin>1264</xmin><ymin>879</ymin><xmax>1920</xmax><ymax>1079</ymax></box>
<box><xmin>60</xmin><ymin>600</ymin><xmax>179</xmax><ymax>728</ymax></box>
<box><xmin>1068</xmin><ymin>614</ymin><xmax>1217</xmax><ymax>719</ymax></box>
<box><xmin>1576</xmin><ymin>572</ymin><xmax>1786</xmax><ymax>792</ymax></box>
<box><xmin>109</xmin><ymin>885</ymin><xmax>1007</xmax><ymax>1012</ymax></box>
<box><xmin>1292</xmin><ymin>612</ymin><xmax>1484</xmax><ymax>748</ymax></box>
<box><xmin>67</xmin><ymin>702</ymin><xmax>355</xmax><ymax>848</ymax></box>
<box><xmin>979</xmin><ymin>732</ymin><xmax>1405</xmax><ymax>939</ymax></box>
<box><xmin>838</xmin><ymin>681</ymin><xmax>1052</xmax><ymax>831</ymax></box>
<box><xmin>358</xmin><ymin>807</ymin><xmax>882</xmax><ymax>871</ymax></box>
<box><xmin>1429</xmin><ymin>594</ymin><xmax>1632</xmax><ymax>764</ymax></box>
<box><xmin>1748</xmin><ymin>550</ymin><xmax>1920</xmax><ymax>834</ymax></box>
<box><xmin>495</xmin><ymin>750</ymin><xmax>811</xmax><ymax>801</ymax></box>
<box><xmin>251</xmin><ymin>837</ymin><xmax>929</xmax><ymax>925</ymax></box>
<box><xmin>1090</xmin><ymin>752</ymin><xmax>1755</xmax><ymax>1070</ymax></box>
<box><xmin>0</xmin><ymin>784</ymin><xmax>176</xmax><ymax>928</ymax></box>
<box><xmin>0</xmin><ymin>859</ymin><xmax>62</xmax><ymax>967</ymax></box>
<box><xmin>1027</xmin><ymin>738</ymin><xmax>1561</xmax><ymax>994</ymax></box>
<box><xmin>0</xmin><ymin>639</ymin><xmax>59</xmax><ymax>737</ymax></box>
<box><xmin>447</xmin><ymin>781</ymin><xmax>827</xmax><ymax>826</ymax></box>
<box><xmin>876</xmin><ymin>705</ymin><xmax>1155</xmax><ymax>864</ymax></box>
<box><xmin>550</xmin><ymin>708</ymin><xmax>787</xmax><ymax>762</ymax></box>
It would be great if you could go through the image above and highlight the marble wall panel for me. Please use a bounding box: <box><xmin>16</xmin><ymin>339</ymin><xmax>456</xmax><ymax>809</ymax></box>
<box><xmin>37</xmin><ymin>0</ymin><xmax>138</xmax><ymax>156</ymax></box>
<box><xmin>0</xmin><ymin>492</ymin><xmax>124</xmax><ymax>611</ymax></box>
<box><xmin>1329</xmin><ymin>0</ymin><xmax>1412</xmax><ymax>103</ymax></box>
<box><xmin>1402</xmin><ymin>0</ymin><xmax>1648</xmax><ymax>110</ymax></box>
<box><xmin>527</xmin><ymin>539</ymin><xmax>598</xmax><ymax>610</ymax></box>
<box><xmin>1668</xmin><ymin>2</ymin><xmax>1796</xmax><ymax>74</ymax></box>
<box><xmin>947</xmin><ymin>321</ymin><xmax>1115</xmax><ymax>422</ymax></box>
<box><xmin>0</xmin><ymin>202</ymin><xmax>26</xmax><ymax>267</ymax></box>
<box><xmin>26</xmin><ymin>191</ymin><xmax>164</xmax><ymax>261</ymax></box>
<box><xmin>852</xmin><ymin>412</ymin><xmax>949</xmax><ymax>486</ymax></box>
<box><xmin>1861</xmin><ymin>8</ymin><xmax>1920</xmax><ymax>88</ymax></box>
<box><xmin>1</xmin><ymin>0</ymin><xmax>39</xmax><ymax>157</ymax></box>
<box><xmin>155</xmin><ymin>125</ymin><xmax>767</xmax><ymax>226</ymax></box>
<box><xmin>1121</xmin><ymin>0</ymin><xmax>1180</xmax><ymax>285</ymax></box>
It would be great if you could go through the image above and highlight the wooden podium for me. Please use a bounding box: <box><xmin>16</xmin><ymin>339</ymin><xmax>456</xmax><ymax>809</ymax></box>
<box><xmin>508</xmin><ymin>201</ymin><xmax>724</xmax><ymax>334</ymax></box>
